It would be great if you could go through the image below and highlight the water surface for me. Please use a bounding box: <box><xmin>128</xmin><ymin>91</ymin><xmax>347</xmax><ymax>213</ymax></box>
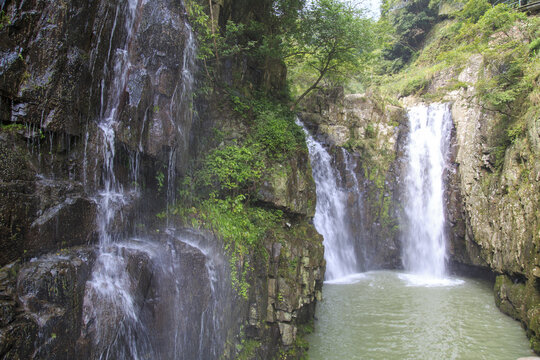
<box><xmin>307</xmin><ymin>271</ymin><xmax>533</xmax><ymax>360</ymax></box>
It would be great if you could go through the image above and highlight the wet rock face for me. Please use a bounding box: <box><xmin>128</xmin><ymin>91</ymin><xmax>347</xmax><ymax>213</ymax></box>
<box><xmin>77</xmin><ymin>237</ymin><xmax>215</xmax><ymax>360</ymax></box>
<box><xmin>117</xmin><ymin>0</ymin><xmax>195</xmax><ymax>170</ymax></box>
<box><xmin>0</xmin><ymin>247</ymin><xmax>95</xmax><ymax>360</ymax></box>
<box><xmin>0</xmin><ymin>129</ymin><xmax>97</xmax><ymax>266</ymax></box>
<box><xmin>0</xmin><ymin>232</ymin><xmax>221</xmax><ymax>360</ymax></box>
<box><xmin>0</xmin><ymin>0</ymin><xmax>99</xmax><ymax>134</ymax></box>
<box><xmin>0</xmin><ymin>0</ymin><xmax>193</xmax><ymax>266</ymax></box>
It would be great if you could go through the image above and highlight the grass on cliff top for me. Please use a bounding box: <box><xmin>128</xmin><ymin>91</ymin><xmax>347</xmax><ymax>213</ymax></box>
<box><xmin>371</xmin><ymin>0</ymin><xmax>540</xmax><ymax>169</ymax></box>
<box><xmin>373</xmin><ymin>1</ymin><xmax>539</xmax><ymax>106</ymax></box>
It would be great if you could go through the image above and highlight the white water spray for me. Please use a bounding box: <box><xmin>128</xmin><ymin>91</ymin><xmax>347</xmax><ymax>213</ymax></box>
<box><xmin>79</xmin><ymin>1</ymin><xmax>209</xmax><ymax>358</ymax></box>
<box><xmin>402</xmin><ymin>103</ymin><xmax>452</xmax><ymax>279</ymax></box>
<box><xmin>297</xmin><ymin>120</ymin><xmax>358</xmax><ymax>281</ymax></box>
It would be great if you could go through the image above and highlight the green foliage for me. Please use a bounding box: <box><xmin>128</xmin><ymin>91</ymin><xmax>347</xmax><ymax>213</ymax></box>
<box><xmin>155</xmin><ymin>171</ymin><xmax>165</xmax><ymax>192</ymax></box>
<box><xmin>530</xmin><ymin>38</ymin><xmax>540</xmax><ymax>56</ymax></box>
<box><xmin>170</xmin><ymin>91</ymin><xmax>307</xmax><ymax>298</ymax></box>
<box><xmin>0</xmin><ymin>11</ymin><xmax>10</xmax><ymax>31</ymax></box>
<box><xmin>198</xmin><ymin>142</ymin><xmax>263</xmax><ymax>196</ymax></box>
<box><xmin>253</xmin><ymin>102</ymin><xmax>305</xmax><ymax>159</ymax></box>
<box><xmin>226</xmin><ymin>91</ymin><xmax>305</xmax><ymax>159</ymax></box>
<box><xmin>177</xmin><ymin>195</ymin><xmax>282</xmax><ymax>298</ymax></box>
<box><xmin>236</xmin><ymin>339</ymin><xmax>261</xmax><ymax>360</ymax></box>
<box><xmin>380</xmin><ymin>0</ymin><xmax>438</xmax><ymax>71</ymax></box>
<box><xmin>185</xmin><ymin>0</ymin><xmax>256</xmax><ymax>81</ymax></box>
<box><xmin>1</xmin><ymin>123</ymin><xmax>26</xmax><ymax>133</ymax></box>
<box><xmin>286</xmin><ymin>0</ymin><xmax>380</xmax><ymax>106</ymax></box>
<box><xmin>458</xmin><ymin>0</ymin><xmax>490</xmax><ymax>23</ymax></box>
<box><xmin>476</xmin><ymin>4</ymin><xmax>524</xmax><ymax>34</ymax></box>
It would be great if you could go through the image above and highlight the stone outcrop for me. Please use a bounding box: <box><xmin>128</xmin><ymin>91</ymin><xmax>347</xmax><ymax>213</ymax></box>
<box><xmin>223</xmin><ymin>220</ymin><xmax>325</xmax><ymax>358</ymax></box>
<box><xmin>0</xmin><ymin>247</ymin><xmax>96</xmax><ymax>360</ymax></box>
<box><xmin>258</xmin><ymin>151</ymin><xmax>316</xmax><ymax>217</ymax></box>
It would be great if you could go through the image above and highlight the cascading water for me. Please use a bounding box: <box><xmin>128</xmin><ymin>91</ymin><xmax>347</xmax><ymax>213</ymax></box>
<box><xmin>401</xmin><ymin>103</ymin><xmax>452</xmax><ymax>279</ymax></box>
<box><xmin>297</xmin><ymin>120</ymin><xmax>358</xmax><ymax>281</ymax></box>
<box><xmin>77</xmin><ymin>1</ymin><xmax>225</xmax><ymax>358</ymax></box>
<box><xmin>81</xmin><ymin>1</ymin><xmax>152</xmax><ymax>357</ymax></box>
<box><xmin>306</xmin><ymin>103</ymin><xmax>532</xmax><ymax>360</ymax></box>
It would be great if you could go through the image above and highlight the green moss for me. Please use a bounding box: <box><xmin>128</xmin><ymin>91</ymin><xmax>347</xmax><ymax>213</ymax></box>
<box><xmin>236</xmin><ymin>339</ymin><xmax>262</xmax><ymax>360</ymax></box>
<box><xmin>1</xmin><ymin>123</ymin><xmax>26</xmax><ymax>133</ymax></box>
<box><xmin>0</xmin><ymin>10</ymin><xmax>11</xmax><ymax>31</ymax></box>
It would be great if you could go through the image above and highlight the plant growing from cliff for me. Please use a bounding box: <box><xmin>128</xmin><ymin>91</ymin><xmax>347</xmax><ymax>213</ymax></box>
<box><xmin>175</xmin><ymin>195</ymin><xmax>282</xmax><ymax>298</ymax></box>
<box><xmin>253</xmin><ymin>100</ymin><xmax>305</xmax><ymax>159</ymax></box>
<box><xmin>0</xmin><ymin>11</ymin><xmax>10</xmax><ymax>31</ymax></box>
<box><xmin>379</xmin><ymin>0</ymin><xmax>438</xmax><ymax>72</ymax></box>
<box><xmin>286</xmin><ymin>0</ymin><xmax>379</xmax><ymax>109</ymax></box>
<box><xmin>156</xmin><ymin>170</ymin><xmax>164</xmax><ymax>187</ymax></box>
<box><xmin>185</xmin><ymin>0</ymin><xmax>256</xmax><ymax>82</ymax></box>
<box><xmin>197</xmin><ymin>142</ymin><xmax>264</xmax><ymax>198</ymax></box>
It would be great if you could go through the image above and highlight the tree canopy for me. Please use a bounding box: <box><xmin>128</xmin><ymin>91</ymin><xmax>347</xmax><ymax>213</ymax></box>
<box><xmin>285</xmin><ymin>0</ymin><xmax>380</xmax><ymax>109</ymax></box>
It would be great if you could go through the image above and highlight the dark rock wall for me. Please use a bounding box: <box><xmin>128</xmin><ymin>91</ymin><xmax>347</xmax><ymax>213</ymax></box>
<box><xmin>0</xmin><ymin>0</ymin><xmax>194</xmax><ymax>265</ymax></box>
<box><xmin>0</xmin><ymin>0</ymin><xmax>324</xmax><ymax>358</ymax></box>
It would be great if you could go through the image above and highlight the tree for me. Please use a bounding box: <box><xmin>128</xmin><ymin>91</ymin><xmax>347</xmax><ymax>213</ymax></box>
<box><xmin>380</xmin><ymin>0</ymin><xmax>438</xmax><ymax>71</ymax></box>
<box><xmin>285</xmin><ymin>0</ymin><xmax>378</xmax><ymax>109</ymax></box>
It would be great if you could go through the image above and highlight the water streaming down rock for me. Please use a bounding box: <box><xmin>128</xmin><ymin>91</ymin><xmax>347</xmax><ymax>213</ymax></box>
<box><xmin>76</xmin><ymin>1</ymin><xmax>227</xmax><ymax>358</ymax></box>
<box><xmin>401</xmin><ymin>103</ymin><xmax>452</xmax><ymax>279</ymax></box>
<box><xmin>80</xmin><ymin>1</ymin><xmax>150</xmax><ymax>357</ymax></box>
<box><xmin>297</xmin><ymin>120</ymin><xmax>358</xmax><ymax>281</ymax></box>
<box><xmin>79</xmin><ymin>230</ymin><xmax>231</xmax><ymax>360</ymax></box>
<box><xmin>341</xmin><ymin>149</ymin><xmax>371</xmax><ymax>269</ymax></box>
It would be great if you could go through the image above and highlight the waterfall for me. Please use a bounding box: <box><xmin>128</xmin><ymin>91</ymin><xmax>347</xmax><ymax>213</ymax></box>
<box><xmin>81</xmin><ymin>1</ymin><xmax>151</xmax><ymax>357</ymax></box>
<box><xmin>297</xmin><ymin>120</ymin><xmax>358</xmax><ymax>281</ymax></box>
<box><xmin>77</xmin><ymin>1</ymin><xmax>220</xmax><ymax>358</ymax></box>
<box><xmin>401</xmin><ymin>103</ymin><xmax>451</xmax><ymax>279</ymax></box>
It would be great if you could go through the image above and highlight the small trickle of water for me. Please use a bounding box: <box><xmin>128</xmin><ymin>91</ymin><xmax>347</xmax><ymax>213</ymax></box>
<box><xmin>297</xmin><ymin>119</ymin><xmax>357</xmax><ymax>280</ymax></box>
<box><xmin>402</xmin><ymin>103</ymin><xmax>452</xmax><ymax>279</ymax></box>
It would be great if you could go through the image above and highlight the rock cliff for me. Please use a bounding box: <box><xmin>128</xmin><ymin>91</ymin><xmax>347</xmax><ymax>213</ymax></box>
<box><xmin>433</xmin><ymin>51</ymin><xmax>540</xmax><ymax>352</ymax></box>
<box><xmin>301</xmin><ymin>87</ymin><xmax>406</xmax><ymax>270</ymax></box>
<box><xmin>0</xmin><ymin>0</ymin><xmax>324</xmax><ymax>358</ymax></box>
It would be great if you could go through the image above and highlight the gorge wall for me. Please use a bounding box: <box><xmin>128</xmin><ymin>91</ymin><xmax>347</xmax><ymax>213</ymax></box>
<box><xmin>301</xmin><ymin>7</ymin><xmax>540</xmax><ymax>352</ymax></box>
<box><xmin>301</xmin><ymin>87</ymin><xmax>406</xmax><ymax>271</ymax></box>
<box><xmin>0</xmin><ymin>0</ymin><xmax>324</xmax><ymax>358</ymax></box>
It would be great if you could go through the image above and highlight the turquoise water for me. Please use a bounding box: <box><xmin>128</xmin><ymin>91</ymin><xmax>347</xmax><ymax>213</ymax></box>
<box><xmin>307</xmin><ymin>271</ymin><xmax>534</xmax><ymax>360</ymax></box>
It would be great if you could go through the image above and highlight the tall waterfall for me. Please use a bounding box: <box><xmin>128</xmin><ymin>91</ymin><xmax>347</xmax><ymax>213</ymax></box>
<box><xmin>297</xmin><ymin>120</ymin><xmax>358</xmax><ymax>281</ymax></box>
<box><xmin>77</xmin><ymin>1</ymin><xmax>223</xmax><ymax>358</ymax></box>
<box><xmin>401</xmin><ymin>103</ymin><xmax>452</xmax><ymax>279</ymax></box>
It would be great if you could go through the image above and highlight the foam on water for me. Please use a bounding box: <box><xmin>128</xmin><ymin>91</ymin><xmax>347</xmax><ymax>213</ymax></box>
<box><xmin>397</xmin><ymin>273</ymin><xmax>464</xmax><ymax>287</ymax></box>
<box><xmin>325</xmin><ymin>273</ymin><xmax>368</xmax><ymax>285</ymax></box>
